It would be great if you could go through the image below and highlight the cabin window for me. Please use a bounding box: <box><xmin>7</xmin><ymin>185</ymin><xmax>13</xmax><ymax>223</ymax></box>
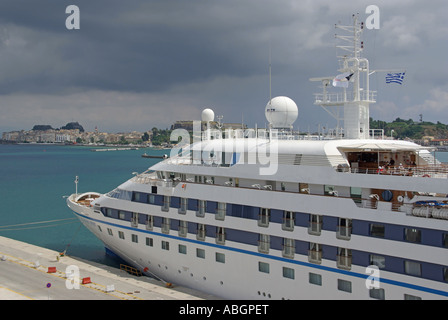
<box><xmin>216</xmin><ymin>227</ymin><xmax>226</xmax><ymax>245</ymax></box>
<box><xmin>216</xmin><ymin>252</ymin><xmax>225</xmax><ymax>263</ymax></box>
<box><xmin>370</xmin><ymin>224</ymin><xmax>385</xmax><ymax>238</ymax></box>
<box><xmin>337</xmin><ymin>248</ymin><xmax>352</xmax><ymax>270</ymax></box>
<box><xmin>162</xmin><ymin>196</ymin><xmax>170</xmax><ymax>211</ymax></box>
<box><xmin>350</xmin><ymin>187</ymin><xmax>362</xmax><ymax>204</ymax></box>
<box><xmin>405</xmin><ymin>228</ymin><xmax>421</xmax><ymax>243</ymax></box>
<box><xmin>369</xmin><ymin>288</ymin><xmax>385</xmax><ymax>300</ymax></box>
<box><xmin>337</xmin><ymin>279</ymin><xmax>352</xmax><ymax>293</ymax></box>
<box><xmin>132</xmin><ymin>192</ymin><xmax>141</xmax><ymax>202</ymax></box>
<box><xmin>308</xmin><ymin>242</ymin><xmax>322</xmax><ymax>264</ymax></box>
<box><xmin>283</xmin><ymin>267</ymin><xmax>295</xmax><ymax>279</ymax></box>
<box><xmin>161</xmin><ymin>241</ymin><xmax>169</xmax><ymax>251</ymax></box>
<box><xmin>131</xmin><ymin>212</ymin><xmax>138</xmax><ymax>227</ymax></box>
<box><xmin>309</xmin><ymin>273</ymin><xmax>322</xmax><ymax>286</ymax></box>
<box><xmin>282</xmin><ymin>211</ymin><xmax>294</xmax><ymax>231</ymax></box>
<box><xmin>404</xmin><ymin>260</ymin><xmax>421</xmax><ymax>277</ymax></box>
<box><xmin>197</xmin><ymin>200</ymin><xmax>206</xmax><ymax>217</ymax></box>
<box><xmin>179</xmin><ymin>197</ymin><xmax>188</xmax><ymax>214</ymax></box>
<box><xmin>258</xmin><ymin>208</ymin><xmax>270</xmax><ymax>227</ymax></box>
<box><xmin>197</xmin><ymin>224</ymin><xmax>206</xmax><ymax>241</ymax></box>
<box><xmin>404</xmin><ymin>294</ymin><xmax>422</xmax><ymax>300</ymax></box>
<box><xmin>258</xmin><ymin>234</ymin><xmax>270</xmax><ymax>253</ymax></box>
<box><xmin>370</xmin><ymin>254</ymin><xmax>386</xmax><ymax>269</ymax></box>
<box><xmin>337</xmin><ymin>218</ymin><xmax>352</xmax><ymax>240</ymax></box>
<box><xmin>162</xmin><ymin>218</ymin><xmax>170</xmax><ymax>234</ymax></box>
<box><xmin>258</xmin><ymin>262</ymin><xmax>270</xmax><ymax>274</ymax></box>
<box><xmin>324</xmin><ymin>185</ymin><xmax>335</xmax><ymax>196</ymax></box>
<box><xmin>146</xmin><ymin>215</ymin><xmax>153</xmax><ymax>231</ymax></box>
<box><xmin>178</xmin><ymin>244</ymin><xmax>187</xmax><ymax>254</ymax></box>
<box><xmin>118</xmin><ymin>231</ymin><xmax>125</xmax><ymax>239</ymax></box>
<box><xmin>131</xmin><ymin>234</ymin><xmax>138</xmax><ymax>243</ymax></box>
<box><xmin>308</xmin><ymin>214</ymin><xmax>322</xmax><ymax>235</ymax></box>
<box><xmin>216</xmin><ymin>202</ymin><xmax>226</xmax><ymax>220</ymax></box>
<box><xmin>282</xmin><ymin>238</ymin><xmax>295</xmax><ymax>258</ymax></box>
<box><xmin>146</xmin><ymin>237</ymin><xmax>153</xmax><ymax>247</ymax></box>
<box><xmin>178</xmin><ymin>221</ymin><xmax>188</xmax><ymax>237</ymax></box>
<box><xmin>196</xmin><ymin>248</ymin><xmax>205</xmax><ymax>259</ymax></box>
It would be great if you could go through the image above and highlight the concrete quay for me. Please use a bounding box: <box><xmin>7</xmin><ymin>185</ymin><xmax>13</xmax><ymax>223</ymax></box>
<box><xmin>0</xmin><ymin>236</ymin><xmax>219</xmax><ymax>300</ymax></box>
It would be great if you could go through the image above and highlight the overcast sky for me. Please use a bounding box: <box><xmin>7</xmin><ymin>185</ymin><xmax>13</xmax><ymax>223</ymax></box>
<box><xmin>0</xmin><ymin>0</ymin><xmax>447</xmax><ymax>133</ymax></box>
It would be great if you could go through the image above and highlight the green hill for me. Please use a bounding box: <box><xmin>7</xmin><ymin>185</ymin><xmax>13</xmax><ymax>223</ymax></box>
<box><xmin>370</xmin><ymin>117</ymin><xmax>448</xmax><ymax>140</ymax></box>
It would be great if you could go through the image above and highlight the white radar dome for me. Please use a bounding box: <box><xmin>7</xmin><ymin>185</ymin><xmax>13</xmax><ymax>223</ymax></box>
<box><xmin>201</xmin><ymin>108</ymin><xmax>215</xmax><ymax>122</ymax></box>
<box><xmin>265</xmin><ymin>96</ymin><xmax>298</xmax><ymax>128</ymax></box>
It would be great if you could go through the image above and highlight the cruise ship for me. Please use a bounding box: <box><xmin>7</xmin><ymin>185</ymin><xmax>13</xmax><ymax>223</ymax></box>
<box><xmin>67</xmin><ymin>16</ymin><xmax>448</xmax><ymax>300</ymax></box>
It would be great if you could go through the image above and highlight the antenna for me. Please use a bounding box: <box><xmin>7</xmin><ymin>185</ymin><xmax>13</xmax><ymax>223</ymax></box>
<box><xmin>216</xmin><ymin>115</ymin><xmax>223</xmax><ymax>129</ymax></box>
<box><xmin>269</xmin><ymin>43</ymin><xmax>272</xmax><ymax>105</ymax></box>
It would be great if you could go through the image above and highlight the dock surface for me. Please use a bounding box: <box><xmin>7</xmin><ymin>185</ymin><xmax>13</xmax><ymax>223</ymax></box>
<box><xmin>0</xmin><ymin>236</ymin><xmax>218</xmax><ymax>300</ymax></box>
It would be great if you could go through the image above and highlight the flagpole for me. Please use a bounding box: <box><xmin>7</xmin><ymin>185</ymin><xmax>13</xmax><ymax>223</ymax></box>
<box><xmin>368</xmin><ymin>69</ymin><xmax>406</xmax><ymax>76</ymax></box>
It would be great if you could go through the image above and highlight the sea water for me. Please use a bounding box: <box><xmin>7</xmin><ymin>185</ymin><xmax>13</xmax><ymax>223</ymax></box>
<box><xmin>0</xmin><ymin>144</ymin><xmax>166</xmax><ymax>267</ymax></box>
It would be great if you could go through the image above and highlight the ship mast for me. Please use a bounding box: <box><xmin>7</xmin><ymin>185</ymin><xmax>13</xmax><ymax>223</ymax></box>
<box><xmin>310</xmin><ymin>14</ymin><xmax>376</xmax><ymax>139</ymax></box>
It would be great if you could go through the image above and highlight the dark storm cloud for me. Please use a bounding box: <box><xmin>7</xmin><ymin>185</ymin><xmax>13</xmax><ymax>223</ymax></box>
<box><xmin>0</xmin><ymin>0</ymin><xmax>303</xmax><ymax>95</ymax></box>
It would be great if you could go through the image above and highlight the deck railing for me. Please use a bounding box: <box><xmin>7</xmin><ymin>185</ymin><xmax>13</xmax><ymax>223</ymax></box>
<box><xmin>347</xmin><ymin>165</ymin><xmax>448</xmax><ymax>179</ymax></box>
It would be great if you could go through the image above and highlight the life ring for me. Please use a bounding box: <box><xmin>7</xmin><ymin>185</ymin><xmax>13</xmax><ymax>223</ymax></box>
<box><xmin>397</xmin><ymin>195</ymin><xmax>404</xmax><ymax>202</ymax></box>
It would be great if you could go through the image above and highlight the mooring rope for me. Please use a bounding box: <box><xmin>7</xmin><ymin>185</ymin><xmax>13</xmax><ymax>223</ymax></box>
<box><xmin>0</xmin><ymin>217</ymin><xmax>78</xmax><ymax>231</ymax></box>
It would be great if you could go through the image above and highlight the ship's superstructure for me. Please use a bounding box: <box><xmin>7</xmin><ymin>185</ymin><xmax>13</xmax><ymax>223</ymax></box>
<box><xmin>67</xmin><ymin>16</ymin><xmax>448</xmax><ymax>299</ymax></box>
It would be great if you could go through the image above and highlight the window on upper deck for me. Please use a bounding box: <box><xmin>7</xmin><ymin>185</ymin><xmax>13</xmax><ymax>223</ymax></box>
<box><xmin>370</xmin><ymin>224</ymin><xmax>385</xmax><ymax>238</ymax></box>
<box><xmin>350</xmin><ymin>187</ymin><xmax>362</xmax><ymax>204</ymax></box>
<box><xmin>404</xmin><ymin>260</ymin><xmax>421</xmax><ymax>277</ymax></box>
<box><xmin>404</xmin><ymin>228</ymin><xmax>421</xmax><ymax>243</ymax></box>
<box><xmin>369</xmin><ymin>254</ymin><xmax>386</xmax><ymax>269</ymax></box>
<box><xmin>324</xmin><ymin>185</ymin><xmax>335</xmax><ymax>196</ymax></box>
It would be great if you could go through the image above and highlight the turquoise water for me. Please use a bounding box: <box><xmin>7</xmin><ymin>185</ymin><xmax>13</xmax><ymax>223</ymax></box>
<box><xmin>0</xmin><ymin>144</ymin><xmax>165</xmax><ymax>266</ymax></box>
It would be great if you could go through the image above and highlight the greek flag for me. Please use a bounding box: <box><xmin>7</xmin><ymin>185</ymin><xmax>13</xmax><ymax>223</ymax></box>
<box><xmin>386</xmin><ymin>72</ymin><xmax>405</xmax><ymax>85</ymax></box>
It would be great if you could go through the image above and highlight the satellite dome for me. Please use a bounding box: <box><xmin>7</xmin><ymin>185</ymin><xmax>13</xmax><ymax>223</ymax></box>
<box><xmin>201</xmin><ymin>108</ymin><xmax>215</xmax><ymax>122</ymax></box>
<box><xmin>265</xmin><ymin>96</ymin><xmax>298</xmax><ymax>128</ymax></box>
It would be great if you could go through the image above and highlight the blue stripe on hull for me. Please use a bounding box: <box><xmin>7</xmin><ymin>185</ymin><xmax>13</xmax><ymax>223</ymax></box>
<box><xmin>72</xmin><ymin>211</ymin><xmax>448</xmax><ymax>298</ymax></box>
